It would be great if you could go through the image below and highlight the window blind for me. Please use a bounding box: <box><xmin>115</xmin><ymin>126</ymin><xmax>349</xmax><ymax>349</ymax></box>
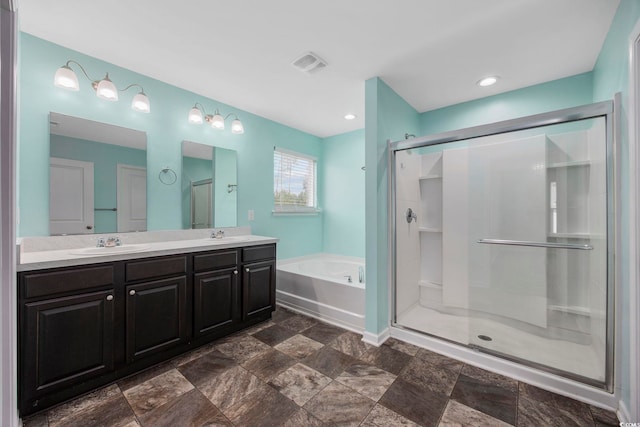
<box><xmin>273</xmin><ymin>148</ymin><xmax>317</xmax><ymax>212</ymax></box>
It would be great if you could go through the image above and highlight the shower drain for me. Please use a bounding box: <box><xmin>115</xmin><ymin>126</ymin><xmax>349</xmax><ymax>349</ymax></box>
<box><xmin>477</xmin><ymin>335</ymin><xmax>493</xmax><ymax>342</ymax></box>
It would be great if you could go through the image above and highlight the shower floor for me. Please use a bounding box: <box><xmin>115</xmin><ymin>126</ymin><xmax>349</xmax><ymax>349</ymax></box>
<box><xmin>397</xmin><ymin>304</ymin><xmax>604</xmax><ymax>382</ymax></box>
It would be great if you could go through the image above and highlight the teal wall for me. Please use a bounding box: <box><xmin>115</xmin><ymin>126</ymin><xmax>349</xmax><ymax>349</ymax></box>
<box><xmin>592</xmin><ymin>0</ymin><xmax>640</xmax><ymax>413</ymax></box>
<box><xmin>50</xmin><ymin>135</ymin><xmax>146</xmax><ymax>234</ymax></box>
<box><xmin>420</xmin><ymin>72</ymin><xmax>594</xmax><ymax>135</ymax></box>
<box><xmin>320</xmin><ymin>129</ymin><xmax>365</xmax><ymax>258</ymax></box>
<box><xmin>181</xmin><ymin>156</ymin><xmax>212</xmax><ymax>229</ymax></box>
<box><xmin>18</xmin><ymin>33</ymin><xmax>323</xmax><ymax>259</ymax></box>
<box><xmin>365</xmin><ymin>78</ymin><xmax>420</xmax><ymax>334</ymax></box>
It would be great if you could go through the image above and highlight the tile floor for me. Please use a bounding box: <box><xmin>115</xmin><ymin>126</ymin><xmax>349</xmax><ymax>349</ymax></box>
<box><xmin>23</xmin><ymin>306</ymin><xmax>619</xmax><ymax>427</ymax></box>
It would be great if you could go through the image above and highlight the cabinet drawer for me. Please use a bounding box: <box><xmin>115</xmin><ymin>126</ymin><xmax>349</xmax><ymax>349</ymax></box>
<box><xmin>22</xmin><ymin>265</ymin><xmax>115</xmax><ymax>299</ymax></box>
<box><xmin>242</xmin><ymin>245</ymin><xmax>276</xmax><ymax>263</ymax></box>
<box><xmin>125</xmin><ymin>256</ymin><xmax>186</xmax><ymax>282</ymax></box>
<box><xmin>193</xmin><ymin>250</ymin><xmax>238</xmax><ymax>272</ymax></box>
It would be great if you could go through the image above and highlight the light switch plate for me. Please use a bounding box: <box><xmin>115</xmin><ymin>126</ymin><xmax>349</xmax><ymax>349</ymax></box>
<box><xmin>248</xmin><ymin>210</ymin><xmax>255</xmax><ymax>221</ymax></box>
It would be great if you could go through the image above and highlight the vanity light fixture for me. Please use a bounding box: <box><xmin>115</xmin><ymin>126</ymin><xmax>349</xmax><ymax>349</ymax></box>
<box><xmin>477</xmin><ymin>76</ymin><xmax>499</xmax><ymax>87</ymax></box>
<box><xmin>54</xmin><ymin>60</ymin><xmax>151</xmax><ymax>113</ymax></box>
<box><xmin>188</xmin><ymin>103</ymin><xmax>245</xmax><ymax>134</ymax></box>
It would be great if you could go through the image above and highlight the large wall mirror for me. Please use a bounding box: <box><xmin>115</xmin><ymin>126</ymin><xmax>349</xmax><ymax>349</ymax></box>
<box><xmin>49</xmin><ymin>112</ymin><xmax>147</xmax><ymax>235</ymax></box>
<box><xmin>181</xmin><ymin>140</ymin><xmax>237</xmax><ymax>229</ymax></box>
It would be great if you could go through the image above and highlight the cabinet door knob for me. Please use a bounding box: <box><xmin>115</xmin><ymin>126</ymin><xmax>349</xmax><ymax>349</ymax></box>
<box><xmin>245</xmin><ymin>268</ymin><xmax>250</xmax><ymax>272</ymax></box>
<box><xmin>129</xmin><ymin>290</ymin><xmax>136</xmax><ymax>296</ymax></box>
<box><xmin>233</xmin><ymin>270</ymin><xmax>238</xmax><ymax>275</ymax></box>
<box><xmin>106</xmin><ymin>295</ymin><xmax>114</xmax><ymax>301</ymax></box>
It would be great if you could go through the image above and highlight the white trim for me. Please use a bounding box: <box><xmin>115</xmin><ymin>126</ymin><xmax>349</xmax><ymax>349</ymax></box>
<box><xmin>391</xmin><ymin>326</ymin><xmax>618</xmax><ymax>410</ymax></box>
<box><xmin>627</xmin><ymin>18</ymin><xmax>640</xmax><ymax>423</ymax></box>
<box><xmin>275</xmin><ymin>301</ymin><xmax>364</xmax><ymax>335</ymax></box>
<box><xmin>362</xmin><ymin>328</ymin><xmax>390</xmax><ymax>347</ymax></box>
<box><xmin>273</xmin><ymin>146</ymin><xmax>318</xmax><ymax>161</ymax></box>
<box><xmin>618</xmin><ymin>399</ymin><xmax>631</xmax><ymax>424</ymax></box>
<box><xmin>0</xmin><ymin>4</ymin><xmax>19</xmax><ymax>425</ymax></box>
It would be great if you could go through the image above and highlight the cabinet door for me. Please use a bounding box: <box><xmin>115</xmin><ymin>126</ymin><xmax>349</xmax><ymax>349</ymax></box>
<box><xmin>242</xmin><ymin>260</ymin><xmax>276</xmax><ymax>321</ymax></box>
<box><xmin>125</xmin><ymin>276</ymin><xmax>187</xmax><ymax>363</ymax></box>
<box><xmin>23</xmin><ymin>290</ymin><xmax>115</xmax><ymax>403</ymax></box>
<box><xmin>194</xmin><ymin>267</ymin><xmax>239</xmax><ymax>338</ymax></box>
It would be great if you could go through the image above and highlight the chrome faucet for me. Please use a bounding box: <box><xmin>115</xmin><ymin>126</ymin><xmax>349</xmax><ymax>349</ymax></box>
<box><xmin>212</xmin><ymin>230</ymin><xmax>225</xmax><ymax>239</ymax></box>
<box><xmin>358</xmin><ymin>266</ymin><xmax>364</xmax><ymax>283</ymax></box>
<box><xmin>97</xmin><ymin>236</ymin><xmax>121</xmax><ymax>247</ymax></box>
<box><xmin>96</xmin><ymin>237</ymin><xmax>106</xmax><ymax>247</ymax></box>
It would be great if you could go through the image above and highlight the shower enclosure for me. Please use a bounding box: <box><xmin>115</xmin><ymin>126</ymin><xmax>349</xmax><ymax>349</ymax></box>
<box><xmin>390</xmin><ymin>101</ymin><xmax>614</xmax><ymax>389</ymax></box>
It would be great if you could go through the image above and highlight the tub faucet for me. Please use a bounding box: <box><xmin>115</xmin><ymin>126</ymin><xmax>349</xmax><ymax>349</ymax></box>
<box><xmin>358</xmin><ymin>266</ymin><xmax>364</xmax><ymax>283</ymax></box>
<box><xmin>344</xmin><ymin>275</ymin><xmax>352</xmax><ymax>283</ymax></box>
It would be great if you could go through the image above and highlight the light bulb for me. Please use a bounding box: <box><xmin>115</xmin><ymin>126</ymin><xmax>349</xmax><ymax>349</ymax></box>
<box><xmin>96</xmin><ymin>74</ymin><xmax>118</xmax><ymax>101</ymax></box>
<box><xmin>211</xmin><ymin>113</ymin><xmax>225</xmax><ymax>130</ymax></box>
<box><xmin>231</xmin><ymin>119</ymin><xmax>244</xmax><ymax>134</ymax></box>
<box><xmin>54</xmin><ymin>65</ymin><xmax>79</xmax><ymax>91</ymax></box>
<box><xmin>188</xmin><ymin>106</ymin><xmax>203</xmax><ymax>124</ymax></box>
<box><xmin>477</xmin><ymin>76</ymin><xmax>499</xmax><ymax>87</ymax></box>
<box><xmin>131</xmin><ymin>91</ymin><xmax>150</xmax><ymax>113</ymax></box>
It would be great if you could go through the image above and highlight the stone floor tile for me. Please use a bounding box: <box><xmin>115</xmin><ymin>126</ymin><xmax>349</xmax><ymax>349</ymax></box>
<box><xmin>360</xmin><ymin>344</ymin><xmax>413</xmax><ymax>375</ymax></box>
<box><xmin>439</xmin><ymin>399</ymin><xmax>512</xmax><ymax>426</ymax></box>
<box><xmin>223</xmin><ymin>383</ymin><xmax>298</xmax><ymax>427</ymax></box>
<box><xmin>216</xmin><ymin>334</ymin><xmax>272</xmax><ymax>363</ymax></box>
<box><xmin>330</xmin><ymin>331</ymin><xmax>372</xmax><ymax>358</ymax></box>
<box><xmin>450</xmin><ymin>373</ymin><xmax>517</xmax><ymax>425</ymax></box>
<box><xmin>399</xmin><ymin>356</ymin><xmax>460</xmax><ymax>396</ymax></box>
<box><xmin>335</xmin><ymin>362</ymin><xmax>396</xmax><ymax>401</ymax></box>
<box><xmin>270</xmin><ymin>363</ymin><xmax>332</xmax><ymax>406</ymax></box>
<box><xmin>47</xmin><ymin>384</ymin><xmax>122</xmax><ymax>426</ymax></box>
<box><xmin>251</xmin><ymin>324</ymin><xmax>297</xmax><ymax>346</ymax></box>
<box><xmin>378</xmin><ymin>377</ymin><xmax>448</xmax><ymax>427</ymax></box>
<box><xmin>302</xmin><ymin>345</ymin><xmax>357</xmax><ymax>378</ymax></box>
<box><xmin>383</xmin><ymin>337</ymin><xmax>420</xmax><ymax>356</ymax></box>
<box><xmin>242</xmin><ymin>348</ymin><xmax>296</xmax><ymax>381</ymax></box>
<box><xmin>303</xmin><ymin>381</ymin><xmax>375</xmax><ymax>426</ymax></box>
<box><xmin>50</xmin><ymin>392</ymin><xmax>137</xmax><ymax>427</ymax></box>
<box><xmin>177</xmin><ymin>349</ymin><xmax>237</xmax><ymax>387</ymax></box>
<box><xmin>137</xmin><ymin>388</ymin><xmax>230</xmax><ymax>427</ymax></box>
<box><xmin>122</xmin><ymin>368</ymin><xmax>194</xmax><ymax>417</ymax></box>
<box><xmin>281</xmin><ymin>408</ymin><xmax>325</xmax><ymax>427</ymax></box>
<box><xmin>278</xmin><ymin>314</ymin><xmax>318</xmax><ymax>333</ymax></box>
<box><xmin>590</xmin><ymin>405</ymin><xmax>619</xmax><ymax>426</ymax></box>
<box><xmin>197</xmin><ymin>365</ymin><xmax>265</xmax><ymax>411</ymax></box>
<box><xmin>302</xmin><ymin>321</ymin><xmax>347</xmax><ymax>344</ymax></box>
<box><xmin>274</xmin><ymin>334</ymin><xmax>324</xmax><ymax>359</ymax></box>
<box><xmin>361</xmin><ymin>404</ymin><xmax>420</xmax><ymax>427</ymax></box>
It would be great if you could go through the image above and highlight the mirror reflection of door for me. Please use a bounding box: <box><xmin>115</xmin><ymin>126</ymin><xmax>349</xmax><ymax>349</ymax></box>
<box><xmin>191</xmin><ymin>179</ymin><xmax>212</xmax><ymax>228</ymax></box>
<box><xmin>49</xmin><ymin>157</ymin><xmax>95</xmax><ymax>235</ymax></box>
<box><xmin>117</xmin><ymin>164</ymin><xmax>147</xmax><ymax>232</ymax></box>
<box><xmin>49</xmin><ymin>112</ymin><xmax>147</xmax><ymax>235</ymax></box>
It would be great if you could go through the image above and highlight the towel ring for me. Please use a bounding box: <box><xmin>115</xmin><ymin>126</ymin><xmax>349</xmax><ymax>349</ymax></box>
<box><xmin>158</xmin><ymin>167</ymin><xmax>177</xmax><ymax>185</ymax></box>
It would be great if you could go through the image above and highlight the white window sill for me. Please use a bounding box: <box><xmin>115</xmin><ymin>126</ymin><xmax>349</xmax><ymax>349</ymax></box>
<box><xmin>272</xmin><ymin>209</ymin><xmax>322</xmax><ymax>216</ymax></box>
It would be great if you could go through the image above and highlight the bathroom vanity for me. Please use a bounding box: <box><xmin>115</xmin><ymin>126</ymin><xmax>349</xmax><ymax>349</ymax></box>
<box><xmin>17</xmin><ymin>232</ymin><xmax>277</xmax><ymax>416</ymax></box>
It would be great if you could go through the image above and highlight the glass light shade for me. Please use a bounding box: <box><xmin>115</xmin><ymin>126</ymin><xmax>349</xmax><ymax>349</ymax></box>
<box><xmin>54</xmin><ymin>65</ymin><xmax>79</xmax><ymax>91</ymax></box>
<box><xmin>231</xmin><ymin>119</ymin><xmax>244</xmax><ymax>134</ymax></box>
<box><xmin>210</xmin><ymin>113</ymin><xmax>225</xmax><ymax>130</ymax></box>
<box><xmin>96</xmin><ymin>74</ymin><xmax>119</xmax><ymax>101</ymax></box>
<box><xmin>188</xmin><ymin>107</ymin><xmax>203</xmax><ymax>124</ymax></box>
<box><xmin>131</xmin><ymin>92</ymin><xmax>150</xmax><ymax>113</ymax></box>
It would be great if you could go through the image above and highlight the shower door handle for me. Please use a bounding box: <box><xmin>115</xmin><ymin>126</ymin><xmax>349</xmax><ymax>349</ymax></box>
<box><xmin>406</xmin><ymin>208</ymin><xmax>417</xmax><ymax>223</ymax></box>
<box><xmin>477</xmin><ymin>239</ymin><xmax>593</xmax><ymax>250</ymax></box>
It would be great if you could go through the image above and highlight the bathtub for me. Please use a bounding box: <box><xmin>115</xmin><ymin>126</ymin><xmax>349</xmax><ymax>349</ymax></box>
<box><xmin>276</xmin><ymin>254</ymin><xmax>365</xmax><ymax>331</ymax></box>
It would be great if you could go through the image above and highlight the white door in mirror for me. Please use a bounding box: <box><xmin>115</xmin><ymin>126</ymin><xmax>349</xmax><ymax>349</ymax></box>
<box><xmin>117</xmin><ymin>165</ymin><xmax>147</xmax><ymax>232</ymax></box>
<box><xmin>49</xmin><ymin>157</ymin><xmax>94</xmax><ymax>235</ymax></box>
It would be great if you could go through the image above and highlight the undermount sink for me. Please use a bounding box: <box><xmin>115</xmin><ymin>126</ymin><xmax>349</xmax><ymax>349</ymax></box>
<box><xmin>206</xmin><ymin>235</ymin><xmax>254</xmax><ymax>243</ymax></box>
<box><xmin>69</xmin><ymin>244</ymin><xmax>151</xmax><ymax>256</ymax></box>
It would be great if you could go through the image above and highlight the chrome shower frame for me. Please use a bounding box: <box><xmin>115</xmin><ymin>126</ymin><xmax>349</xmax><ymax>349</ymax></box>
<box><xmin>388</xmin><ymin>99</ymin><xmax>617</xmax><ymax>392</ymax></box>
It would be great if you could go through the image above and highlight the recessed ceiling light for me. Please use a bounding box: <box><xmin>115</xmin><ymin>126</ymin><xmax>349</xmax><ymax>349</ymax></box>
<box><xmin>477</xmin><ymin>76</ymin><xmax>499</xmax><ymax>87</ymax></box>
<box><xmin>344</xmin><ymin>113</ymin><xmax>356</xmax><ymax>120</ymax></box>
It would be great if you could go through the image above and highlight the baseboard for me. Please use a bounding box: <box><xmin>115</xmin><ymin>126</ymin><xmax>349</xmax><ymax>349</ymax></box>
<box><xmin>362</xmin><ymin>328</ymin><xmax>390</xmax><ymax>347</ymax></box>
<box><xmin>618</xmin><ymin>399</ymin><xmax>631</xmax><ymax>424</ymax></box>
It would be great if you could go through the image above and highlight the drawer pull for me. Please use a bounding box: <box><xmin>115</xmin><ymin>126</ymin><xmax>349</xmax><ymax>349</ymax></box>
<box><xmin>234</xmin><ymin>270</ymin><xmax>238</xmax><ymax>275</ymax></box>
<box><xmin>129</xmin><ymin>290</ymin><xmax>136</xmax><ymax>296</ymax></box>
<box><xmin>245</xmin><ymin>268</ymin><xmax>250</xmax><ymax>273</ymax></box>
<box><xmin>106</xmin><ymin>295</ymin><xmax>114</xmax><ymax>301</ymax></box>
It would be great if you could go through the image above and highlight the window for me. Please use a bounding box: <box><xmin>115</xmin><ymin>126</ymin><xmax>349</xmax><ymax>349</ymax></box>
<box><xmin>273</xmin><ymin>148</ymin><xmax>318</xmax><ymax>213</ymax></box>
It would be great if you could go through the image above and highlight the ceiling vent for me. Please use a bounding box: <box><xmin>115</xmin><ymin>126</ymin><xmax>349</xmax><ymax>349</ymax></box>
<box><xmin>292</xmin><ymin>52</ymin><xmax>327</xmax><ymax>74</ymax></box>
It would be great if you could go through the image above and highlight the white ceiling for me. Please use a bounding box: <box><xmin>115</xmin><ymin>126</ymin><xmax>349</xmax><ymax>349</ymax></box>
<box><xmin>21</xmin><ymin>0</ymin><xmax>619</xmax><ymax>138</ymax></box>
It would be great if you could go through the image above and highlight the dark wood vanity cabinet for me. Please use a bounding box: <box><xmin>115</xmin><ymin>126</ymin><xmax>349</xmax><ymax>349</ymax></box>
<box><xmin>18</xmin><ymin>243</ymin><xmax>276</xmax><ymax>416</ymax></box>
<box><xmin>19</xmin><ymin>265</ymin><xmax>117</xmax><ymax>413</ymax></box>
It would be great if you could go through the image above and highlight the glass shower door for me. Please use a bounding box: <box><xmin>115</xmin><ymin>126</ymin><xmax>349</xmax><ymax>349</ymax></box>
<box><xmin>392</xmin><ymin>111</ymin><xmax>611</xmax><ymax>387</ymax></box>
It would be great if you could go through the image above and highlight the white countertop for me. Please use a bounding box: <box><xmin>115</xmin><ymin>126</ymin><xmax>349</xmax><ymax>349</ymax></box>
<box><xmin>17</xmin><ymin>235</ymin><xmax>278</xmax><ymax>272</ymax></box>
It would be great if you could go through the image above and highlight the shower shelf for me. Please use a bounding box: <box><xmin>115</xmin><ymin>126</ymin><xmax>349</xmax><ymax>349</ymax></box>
<box><xmin>419</xmin><ymin>280</ymin><xmax>442</xmax><ymax>289</ymax></box>
<box><xmin>419</xmin><ymin>174</ymin><xmax>442</xmax><ymax>180</ymax></box>
<box><xmin>419</xmin><ymin>227</ymin><xmax>442</xmax><ymax>233</ymax></box>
